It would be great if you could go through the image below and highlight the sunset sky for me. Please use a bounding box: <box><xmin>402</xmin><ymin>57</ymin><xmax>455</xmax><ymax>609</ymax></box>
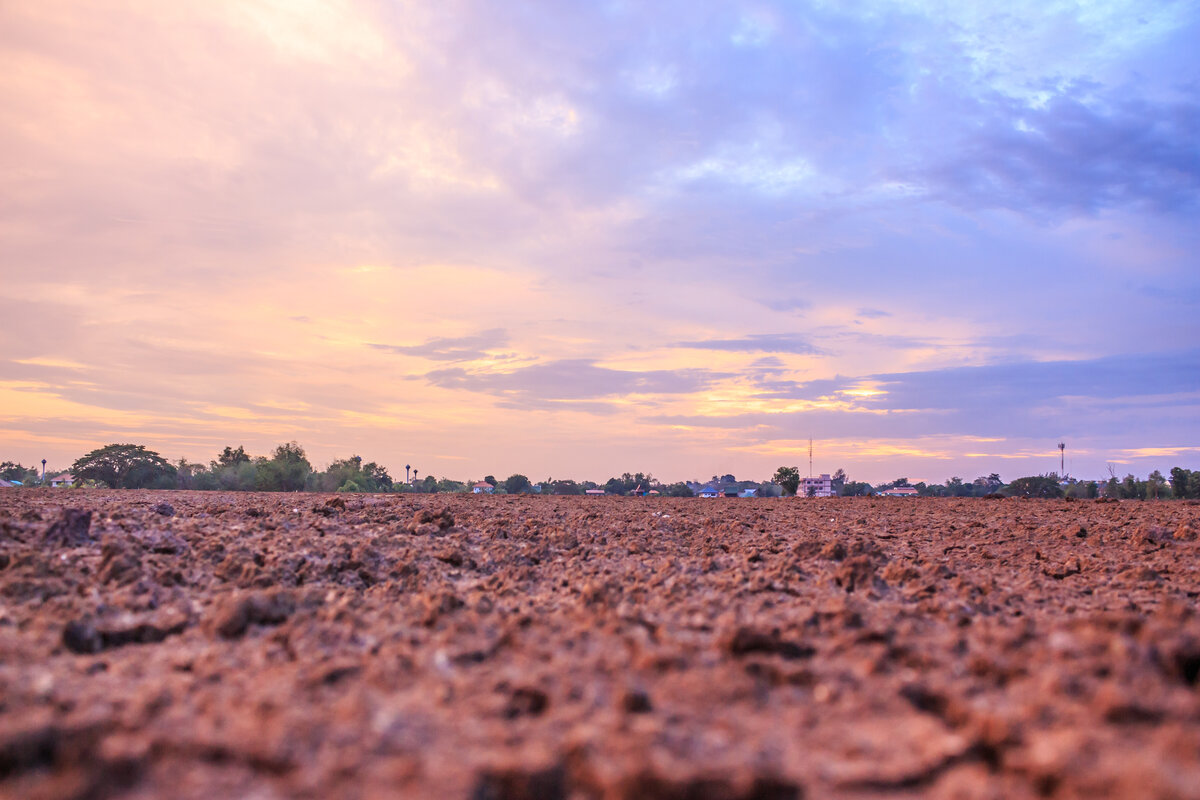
<box><xmin>2</xmin><ymin>1</ymin><xmax>1198</xmax><ymax>485</ymax></box>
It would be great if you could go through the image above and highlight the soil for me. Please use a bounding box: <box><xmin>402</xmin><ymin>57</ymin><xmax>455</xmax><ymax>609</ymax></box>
<box><xmin>1</xmin><ymin>490</ymin><xmax>1199</xmax><ymax>799</ymax></box>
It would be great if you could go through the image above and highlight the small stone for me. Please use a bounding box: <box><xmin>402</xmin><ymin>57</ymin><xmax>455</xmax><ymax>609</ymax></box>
<box><xmin>62</xmin><ymin>620</ymin><xmax>103</xmax><ymax>654</ymax></box>
<box><xmin>503</xmin><ymin>686</ymin><xmax>548</xmax><ymax>718</ymax></box>
<box><xmin>621</xmin><ymin>688</ymin><xmax>653</xmax><ymax>714</ymax></box>
<box><xmin>152</xmin><ymin>502</ymin><xmax>175</xmax><ymax>517</ymax></box>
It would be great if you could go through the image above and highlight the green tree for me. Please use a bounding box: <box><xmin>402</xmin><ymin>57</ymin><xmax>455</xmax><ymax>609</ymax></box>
<box><xmin>254</xmin><ymin>441</ymin><xmax>311</xmax><ymax>492</ymax></box>
<box><xmin>840</xmin><ymin>481</ymin><xmax>873</xmax><ymax>496</ymax></box>
<box><xmin>70</xmin><ymin>444</ymin><xmax>176</xmax><ymax>489</ymax></box>
<box><xmin>664</xmin><ymin>482</ymin><xmax>695</xmax><ymax>497</ymax></box>
<box><xmin>216</xmin><ymin>445</ymin><xmax>250</xmax><ymax>469</ymax></box>
<box><xmin>1170</xmin><ymin>468</ymin><xmax>1193</xmax><ymax>500</ymax></box>
<box><xmin>174</xmin><ymin>458</ymin><xmax>208</xmax><ymax>489</ymax></box>
<box><xmin>773</xmin><ymin>466</ymin><xmax>801</xmax><ymax>497</ymax></box>
<box><xmin>1004</xmin><ymin>475</ymin><xmax>1064</xmax><ymax>498</ymax></box>
<box><xmin>0</xmin><ymin>461</ymin><xmax>39</xmax><ymax>483</ymax></box>
<box><xmin>503</xmin><ymin>473</ymin><xmax>532</xmax><ymax>494</ymax></box>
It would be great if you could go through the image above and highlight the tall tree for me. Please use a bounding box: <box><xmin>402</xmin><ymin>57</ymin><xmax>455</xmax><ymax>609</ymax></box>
<box><xmin>503</xmin><ymin>474</ymin><xmax>532</xmax><ymax>494</ymax></box>
<box><xmin>773</xmin><ymin>466</ymin><xmax>801</xmax><ymax>497</ymax></box>
<box><xmin>254</xmin><ymin>441</ymin><xmax>312</xmax><ymax>492</ymax></box>
<box><xmin>70</xmin><ymin>444</ymin><xmax>176</xmax><ymax>489</ymax></box>
<box><xmin>1170</xmin><ymin>467</ymin><xmax>1193</xmax><ymax>500</ymax></box>
<box><xmin>216</xmin><ymin>445</ymin><xmax>250</xmax><ymax>468</ymax></box>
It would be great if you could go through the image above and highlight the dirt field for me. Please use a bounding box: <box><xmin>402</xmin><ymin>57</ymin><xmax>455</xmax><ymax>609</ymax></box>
<box><xmin>1</xmin><ymin>490</ymin><xmax>1198</xmax><ymax>799</ymax></box>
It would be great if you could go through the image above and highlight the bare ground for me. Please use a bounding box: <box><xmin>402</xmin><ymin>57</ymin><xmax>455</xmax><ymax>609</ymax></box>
<box><xmin>1</xmin><ymin>490</ymin><xmax>1199</xmax><ymax>799</ymax></box>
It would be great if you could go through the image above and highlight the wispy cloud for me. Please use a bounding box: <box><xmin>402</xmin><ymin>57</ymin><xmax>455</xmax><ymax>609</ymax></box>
<box><xmin>369</xmin><ymin>329</ymin><xmax>509</xmax><ymax>362</ymax></box>
<box><xmin>424</xmin><ymin>360</ymin><xmax>729</xmax><ymax>410</ymax></box>
<box><xmin>674</xmin><ymin>334</ymin><xmax>824</xmax><ymax>355</ymax></box>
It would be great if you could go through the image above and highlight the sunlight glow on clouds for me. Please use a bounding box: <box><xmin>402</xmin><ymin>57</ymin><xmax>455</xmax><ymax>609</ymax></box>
<box><xmin>1</xmin><ymin>0</ymin><xmax>1197</xmax><ymax>483</ymax></box>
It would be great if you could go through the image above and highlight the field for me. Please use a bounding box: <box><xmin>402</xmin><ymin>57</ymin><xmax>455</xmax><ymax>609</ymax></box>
<box><xmin>1</xmin><ymin>490</ymin><xmax>1199</xmax><ymax>799</ymax></box>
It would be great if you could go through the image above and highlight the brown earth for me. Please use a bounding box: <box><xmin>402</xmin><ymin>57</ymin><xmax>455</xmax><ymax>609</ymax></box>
<box><xmin>1</xmin><ymin>489</ymin><xmax>1199</xmax><ymax>799</ymax></box>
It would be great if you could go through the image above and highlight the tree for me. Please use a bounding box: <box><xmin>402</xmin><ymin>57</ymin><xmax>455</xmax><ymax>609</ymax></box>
<box><xmin>773</xmin><ymin>466</ymin><xmax>801</xmax><ymax>497</ymax></box>
<box><xmin>0</xmin><ymin>461</ymin><xmax>39</xmax><ymax>483</ymax></box>
<box><xmin>840</xmin><ymin>481</ymin><xmax>873</xmax><ymax>496</ymax></box>
<box><xmin>1147</xmin><ymin>470</ymin><xmax>1167</xmax><ymax>499</ymax></box>
<box><xmin>1004</xmin><ymin>475</ymin><xmax>1063</xmax><ymax>498</ymax></box>
<box><xmin>1119</xmin><ymin>474</ymin><xmax>1145</xmax><ymax>500</ymax></box>
<box><xmin>175</xmin><ymin>458</ymin><xmax>207</xmax><ymax>489</ymax></box>
<box><xmin>1170</xmin><ymin>468</ymin><xmax>1193</xmax><ymax>500</ymax></box>
<box><xmin>254</xmin><ymin>441</ymin><xmax>311</xmax><ymax>492</ymax></box>
<box><xmin>503</xmin><ymin>474</ymin><xmax>532</xmax><ymax>494</ymax></box>
<box><xmin>216</xmin><ymin>446</ymin><xmax>250</xmax><ymax>468</ymax></box>
<box><xmin>484</xmin><ymin>475</ymin><xmax>497</xmax><ymax>487</ymax></box>
<box><xmin>70</xmin><ymin>444</ymin><xmax>176</xmax><ymax>489</ymax></box>
<box><xmin>664</xmin><ymin>482</ymin><xmax>695</xmax><ymax>497</ymax></box>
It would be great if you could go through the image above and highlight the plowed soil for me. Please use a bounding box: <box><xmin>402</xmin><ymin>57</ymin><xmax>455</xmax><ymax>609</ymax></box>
<box><xmin>2</xmin><ymin>490</ymin><xmax>1199</xmax><ymax>799</ymax></box>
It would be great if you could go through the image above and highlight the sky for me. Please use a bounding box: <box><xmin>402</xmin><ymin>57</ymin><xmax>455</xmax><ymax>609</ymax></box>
<box><xmin>2</xmin><ymin>0</ymin><xmax>1198</xmax><ymax>485</ymax></box>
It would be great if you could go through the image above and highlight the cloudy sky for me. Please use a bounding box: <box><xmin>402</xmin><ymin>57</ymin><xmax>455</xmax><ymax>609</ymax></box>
<box><xmin>2</xmin><ymin>0</ymin><xmax>1198</xmax><ymax>484</ymax></box>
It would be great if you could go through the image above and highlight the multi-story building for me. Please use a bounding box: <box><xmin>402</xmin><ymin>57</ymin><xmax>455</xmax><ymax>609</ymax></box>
<box><xmin>800</xmin><ymin>474</ymin><xmax>835</xmax><ymax>497</ymax></box>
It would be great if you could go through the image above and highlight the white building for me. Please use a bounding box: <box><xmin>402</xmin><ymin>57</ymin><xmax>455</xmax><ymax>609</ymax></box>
<box><xmin>800</xmin><ymin>474</ymin><xmax>835</xmax><ymax>497</ymax></box>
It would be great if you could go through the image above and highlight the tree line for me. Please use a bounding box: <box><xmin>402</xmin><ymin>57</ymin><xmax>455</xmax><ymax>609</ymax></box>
<box><xmin>3</xmin><ymin>444</ymin><xmax>1198</xmax><ymax>499</ymax></box>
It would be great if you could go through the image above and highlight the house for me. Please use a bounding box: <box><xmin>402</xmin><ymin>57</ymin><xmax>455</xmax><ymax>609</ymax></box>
<box><xmin>49</xmin><ymin>473</ymin><xmax>75</xmax><ymax>488</ymax></box>
<box><xmin>698</xmin><ymin>486</ymin><xmax>720</xmax><ymax>498</ymax></box>
<box><xmin>723</xmin><ymin>486</ymin><xmax>739</xmax><ymax>498</ymax></box>
<box><xmin>878</xmin><ymin>486</ymin><xmax>919</xmax><ymax>497</ymax></box>
<box><xmin>472</xmin><ymin>482</ymin><xmax>495</xmax><ymax>494</ymax></box>
<box><xmin>585</xmin><ymin>489</ymin><xmax>606</xmax><ymax>496</ymax></box>
<box><xmin>631</xmin><ymin>484</ymin><xmax>646</xmax><ymax>497</ymax></box>
<box><xmin>647</xmin><ymin>489</ymin><xmax>660</xmax><ymax>496</ymax></box>
<box><xmin>0</xmin><ymin>479</ymin><xmax>15</xmax><ymax>488</ymax></box>
<box><xmin>798</xmin><ymin>474</ymin><xmax>835</xmax><ymax>497</ymax></box>
<box><xmin>739</xmin><ymin>488</ymin><xmax>758</xmax><ymax>498</ymax></box>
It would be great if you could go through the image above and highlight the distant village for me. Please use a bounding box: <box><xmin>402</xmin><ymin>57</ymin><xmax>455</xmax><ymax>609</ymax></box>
<box><xmin>3</xmin><ymin>441</ymin><xmax>1198</xmax><ymax>500</ymax></box>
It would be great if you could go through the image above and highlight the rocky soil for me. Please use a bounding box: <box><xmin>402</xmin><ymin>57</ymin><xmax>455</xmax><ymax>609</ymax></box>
<box><xmin>1</xmin><ymin>490</ymin><xmax>1199</xmax><ymax>799</ymax></box>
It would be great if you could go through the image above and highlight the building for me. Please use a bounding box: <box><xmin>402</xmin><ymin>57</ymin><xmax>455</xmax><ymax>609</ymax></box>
<box><xmin>585</xmin><ymin>488</ymin><xmax>606</xmax><ymax>496</ymax></box>
<box><xmin>0</xmin><ymin>479</ymin><xmax>15</xmax><ymax>488</ymax></box>
<box><xmin>472</xmin><ymin>482</ymin><xmax>494</xmax><ymax>494</ymax></box>
<box><xmin>698</xmin><ymin>486</ymin><xmax>720</xmax><ymax>498</ymax></box>
<box><xmin>878</xmin><ymin>486</ymin><xmax>919</xmax><ymax>497</ymax></box>
<box><xmin>49</xmin><ymin>473</ymin><xmax>75</xmax><ymax>488</ymax></box>
<box><xmin>799</xmin><ymin>474</ymin><xmax>835</xmax><ymax>497</ymax></box>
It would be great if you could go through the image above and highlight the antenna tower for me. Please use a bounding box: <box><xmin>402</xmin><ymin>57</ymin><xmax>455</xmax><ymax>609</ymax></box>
<box><xmin>809</xmin><ymin>438</ymin><xmax>813</xmax><ymax>478</ymax></box>
<box><xmin>1057</xmin><ymin>441</ymin><xmax>1065</xmax><ymax>478</ymax></box>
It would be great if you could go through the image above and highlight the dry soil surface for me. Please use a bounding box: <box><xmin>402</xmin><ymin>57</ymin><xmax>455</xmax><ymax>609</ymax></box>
<box><xmin>1</xmin><ymin>490</ymin><xmax>1199</xmax><ymax>799</ymax></box>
